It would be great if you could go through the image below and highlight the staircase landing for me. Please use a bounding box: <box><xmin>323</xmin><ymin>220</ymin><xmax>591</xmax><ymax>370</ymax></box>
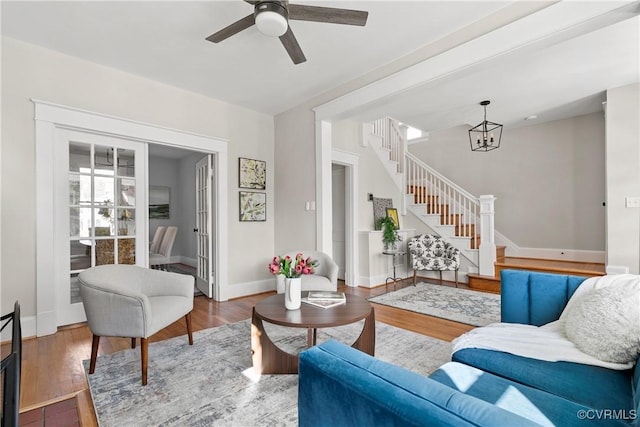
<box><xmin>468</xmin><ymin>257</ymin><xmax>606</xmax><ymax>294</ymax></box>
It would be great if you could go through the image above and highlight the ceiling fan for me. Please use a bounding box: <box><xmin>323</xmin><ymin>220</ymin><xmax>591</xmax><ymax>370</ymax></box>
<box><xmin>206</xmin><ymin>0</ymin><xmax>369</xmax><ymax>64</ymax></box>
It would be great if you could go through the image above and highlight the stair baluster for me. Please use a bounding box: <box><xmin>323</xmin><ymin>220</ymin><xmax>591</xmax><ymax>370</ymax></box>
<box><xmin>368</xmin><ymin>117</ymin><xmax>497</xmax><ymax>277</ymax></box>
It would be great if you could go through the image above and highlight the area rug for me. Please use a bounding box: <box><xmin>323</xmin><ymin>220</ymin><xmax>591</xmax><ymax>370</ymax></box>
<box><xmin>368</xmin><ymin>283</ymin><xmax>500</xmax><ymax>326</ymax></box>
<box><xmin>84</xmin><ymin>319</ymin><xmax>451</xmax><ymax>426</ymax></box>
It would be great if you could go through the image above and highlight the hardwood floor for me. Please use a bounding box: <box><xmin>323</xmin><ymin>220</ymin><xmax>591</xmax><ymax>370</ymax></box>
<box><xmin>6</xmin><ymin>277</ymin><xmax>475</xmax><ymax>426</ymax></box>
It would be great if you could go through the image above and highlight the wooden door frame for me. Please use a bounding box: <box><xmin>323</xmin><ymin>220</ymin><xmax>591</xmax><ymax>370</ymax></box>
<box><xmin>34</xmin><ymin>100</ymin><xmax>228</xmax><ymax>336</ymax></box>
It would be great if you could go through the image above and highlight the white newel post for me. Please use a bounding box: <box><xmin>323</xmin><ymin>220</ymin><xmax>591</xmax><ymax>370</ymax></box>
<box><xmin>399</xmin><ymin>122</ymin><xmax>408</xmax><ymax>216</ymax></box>
<box><xmin>479</xmin><ymin>195</ymin><xmax>497</xmax><ymax>277</ymax></box>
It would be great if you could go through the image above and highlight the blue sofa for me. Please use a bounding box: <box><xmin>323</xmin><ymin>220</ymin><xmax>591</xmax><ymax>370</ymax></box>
<box><xmin>298</xmin><ymin>270</ymin><xmax>639</xmax><ymax>426</ymax></box>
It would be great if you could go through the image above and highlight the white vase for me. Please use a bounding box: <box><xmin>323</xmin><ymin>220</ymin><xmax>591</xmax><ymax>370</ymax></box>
<box><xmin>284</xmin><ymin>277</ymin><xmax>302</xmax><ymax>310</ymax></box>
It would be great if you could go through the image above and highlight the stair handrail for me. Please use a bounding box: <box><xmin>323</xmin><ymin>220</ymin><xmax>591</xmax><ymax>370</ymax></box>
<box><xmin>372</xmin><ymin>116</ymin><xmax>404</xmax><ymax>173</ymax></box>
<box><xmin>405</xmin><ymin>152</ymin><xmax>478</xmax><ymax>203</ymax></box>
<box><xmin>405</xmin><ymin>152</ymin><xmax>479</xmax><ymax>241</ymax></box>
<box><xmin>405</xmin><ymin>152</ymin><xmax>496</xmax><ymax>275</ymax></box>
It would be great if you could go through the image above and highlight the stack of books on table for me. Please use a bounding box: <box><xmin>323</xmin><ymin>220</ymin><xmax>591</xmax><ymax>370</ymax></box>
<box><xmin>302</xmin><ymin>291</ymin><xmax>346</xmax><ymax>309</ymax></box>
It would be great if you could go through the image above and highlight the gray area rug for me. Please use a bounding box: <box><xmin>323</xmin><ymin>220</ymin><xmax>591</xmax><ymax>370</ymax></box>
<box><xmin>368</xmin><ymin>283</ymin><xmax>501</xmax><ymax>326</ymax></box>
<box><xmin>85</xmin><ymin>319</ymin><xmax>451</xmax><ymax>426</ymax></box>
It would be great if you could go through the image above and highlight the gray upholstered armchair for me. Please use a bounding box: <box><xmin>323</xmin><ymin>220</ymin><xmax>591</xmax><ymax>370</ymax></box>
<box><xmin>408</xmin><ymin>234</ymin><xmax>460</xmax><ymax>286</ymax></box>
<box><xmin>78</xmin><ymin>264</ymin><xmax>194</xmax><ymax>385</ymax></box>
<box><xmin>275</xmin><ymin>251</ymin><xmax>339</xmax><ymax>293</ymax></box>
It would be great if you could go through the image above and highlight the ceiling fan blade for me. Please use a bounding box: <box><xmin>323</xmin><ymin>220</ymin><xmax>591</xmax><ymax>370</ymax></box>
<box><xmin>279</xmin><ymin>27</ymin><xmax>306</xmax><ymax>64</ymax></box>
<box><xmin>288</xmin><ymin>4</ymin><xmax>368</xmax><ymax>26</ymax></box>
<box><xmin>206</xmin><ymin>14</ymin><xmax>255</xmax><ymax>43</ymax></box>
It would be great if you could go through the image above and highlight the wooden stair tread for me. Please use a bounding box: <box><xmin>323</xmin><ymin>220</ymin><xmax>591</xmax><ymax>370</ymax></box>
<box><xmin>468</xmin><ymin>256</ymin><xmax>605</xmax><ymax>294</ymax></box>
<box><xmin>496</xmin><ymin>257</ymin><xmax>605</xmax><ymax>276</ymax></box>
<box><xmin>466</xmin><ymin>273</ymin><xmax>500</xmax><ymax>294</ymax></box>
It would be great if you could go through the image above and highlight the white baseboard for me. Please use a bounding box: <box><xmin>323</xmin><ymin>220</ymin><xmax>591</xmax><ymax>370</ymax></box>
<box><xmin>220</xmin><ymin>278</ymin><xmax>276</xmax><ymax>301</ymax></box>
<box><xmin>358</xmin><ymin>274</ymin><xmax>389</xmax><ymax>288</ymax></box>
<box><xmin>1</xmin><ymin>315</ymin><xmax>37</xmax><ymax>343</ymax></box>
<box><xmin>179</xmin><ymin>256</ymin><xmax>197</xmax><ymax>268</ymax></box>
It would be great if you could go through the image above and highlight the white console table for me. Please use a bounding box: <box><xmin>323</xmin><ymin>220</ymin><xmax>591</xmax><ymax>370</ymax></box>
<box><xmin>358</xmin><ymin>229</ymin><xmax>415</xmax><ymax>288</ymax></box>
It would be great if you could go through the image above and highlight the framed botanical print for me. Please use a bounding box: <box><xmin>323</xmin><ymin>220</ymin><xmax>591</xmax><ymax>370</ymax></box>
<box><xmin>239</xmin><ymin>191</ymin><xmax>266</xmax><ymax>222</ymax></box>
<box><xmin>239</xmin><ymin>157</ymin><xmax>266</xmax><ymax>190</ymax></box>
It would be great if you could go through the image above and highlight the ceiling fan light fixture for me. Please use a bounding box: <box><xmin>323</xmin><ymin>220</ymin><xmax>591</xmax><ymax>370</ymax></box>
<box><xmin>255</xmin><ymin>3</ymin><xmax>288</xmax><ymax>37</ymax></box>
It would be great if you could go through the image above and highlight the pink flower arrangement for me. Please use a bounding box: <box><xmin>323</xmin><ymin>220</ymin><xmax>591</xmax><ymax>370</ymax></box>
<box><xmin>268</xmin><ymin>253</ymin><xmax>319</xmax><ymax>278</ymax></box>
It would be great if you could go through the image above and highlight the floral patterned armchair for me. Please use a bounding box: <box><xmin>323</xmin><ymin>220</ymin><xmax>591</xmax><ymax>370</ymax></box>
<box><xmin>408</xmin><ymin>234</ymin><xmax>460</xmax><ymax>286</ymax></box>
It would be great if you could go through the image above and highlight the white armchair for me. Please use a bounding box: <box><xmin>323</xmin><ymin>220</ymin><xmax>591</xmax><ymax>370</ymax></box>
<box><xmin>78</xmin><ymin>264</ymin><xmax>194</xmax><ymax>385</ymax></box>
<box><xmin>275</xmin><ymin>250</ymin><xmax>339</xmax><ymax>293</ymax></box>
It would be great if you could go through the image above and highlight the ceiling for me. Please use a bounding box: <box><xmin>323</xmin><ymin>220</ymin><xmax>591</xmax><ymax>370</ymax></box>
<box><xmin>349</xmin><ymin>11</ymin><xmax>640</xmax><ymax>132</ymax></box>
<box><xmin>2</xmin><ymin>1</ymin><xmax>639</xmax><ymax>133</ymax></box>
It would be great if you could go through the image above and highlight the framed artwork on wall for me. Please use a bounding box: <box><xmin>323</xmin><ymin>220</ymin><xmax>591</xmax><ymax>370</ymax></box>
<box><xmin>239</xmin><ymin>191</ymin><xmax>266</xmax><ymax>222</ymax></box>
<box><xmin>372</xmin><ymin>197</ymin><xmax>393</xmax><ymax>230</ymax></box>
<box><xmin>386</xmin><ymin>208</ymin><xmax>400</xmax><ymax>229</ymax></box>
<box><xmin>239</xmin><ymin>157</ymin><xmax>266</xmax><ymax>190</ymax></box>
<box><xmin>149</xmin><ymin>186</ymin><xmax>170</xmax><ymax>219</ymax></box>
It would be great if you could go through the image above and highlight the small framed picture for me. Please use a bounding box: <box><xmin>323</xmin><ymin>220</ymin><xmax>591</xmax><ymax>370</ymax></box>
<box><xmin>239</xmin><ymin>157</ymin><xmax>266</xmax><ymax>190</ymax></box>
<box><xmin>149</xmin><ymin>186</ymin><xmax>170</xmax><ymax>219</ymax></box>
<box><xmin>386</xmin><ymin>208</ymin><xmax>399</xmax><ymax>229</ymax></box>
<box><xmin>239</xmin><ymin>191</ymin><xmax>266</xmax><ymax>222</ymax></box>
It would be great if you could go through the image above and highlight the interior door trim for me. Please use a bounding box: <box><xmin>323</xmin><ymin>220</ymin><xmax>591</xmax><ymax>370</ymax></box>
<box><xmin>34</xmin><ymin>100</ymin><xmax>228</xmax><ymax>337</ymax></box>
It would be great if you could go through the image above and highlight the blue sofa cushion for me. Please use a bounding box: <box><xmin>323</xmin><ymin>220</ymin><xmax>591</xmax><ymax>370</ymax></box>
<box><xmin>452</xmin><ymin>348</ymin><xmax>635</xmax><ymax>414</ymax></box>
<box><xmin>634</xmin><ymin>364</ymin><xmax>640</xmax><ymax>426</ymax></box>
<box><xmin>430</xmin><ymin>362</ymin><xmax>628</xmax><ymax>427</ymax></box>
<box><xmin>298</xmin><ymin>340</ymin><xmax>541</xmax><ymax>427</ymax></box>
<box><xmin>500</xmin><ymin>270</ymin><xmax>587</xmax><ymax>326</ymax></box>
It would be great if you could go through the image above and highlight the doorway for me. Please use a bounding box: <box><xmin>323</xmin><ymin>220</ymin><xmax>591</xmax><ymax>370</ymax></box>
<box><xmin>331</xmin><ymin>150</ymin><xmax>359</xmax><ymax>287</ymax></box>
<box><xmin>34</xmin><ymin>101</ymin><xmax>228</xmax><ymax>336</ymax></box>
<box><xmin>332</xmin><ymin>164</ymin><xmax>346</xmax><ymax>280</ymax></box>
<box><xmin>147</xmin><ymin>146</ymin><xmax>216</xmax><ymax>298</ymax></box>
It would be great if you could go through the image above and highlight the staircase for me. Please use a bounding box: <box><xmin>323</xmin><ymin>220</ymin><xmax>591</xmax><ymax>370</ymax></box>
<box><xmin>406</xmin><ymin>182</ymin><xmax>479</xmax><ymax>249</ymax></box>
<box><xmin>365</xmin><ymin>117</ymin><xmax>498</xmax><ymax>279</ymax></box>
<box><xmin>364</xmin><ymin>116</ymin><xmax>604</xmax><ymax>290</ymax></box>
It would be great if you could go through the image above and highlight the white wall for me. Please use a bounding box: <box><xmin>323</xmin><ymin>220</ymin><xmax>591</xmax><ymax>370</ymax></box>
<box><xmin>1</xmin><ymin>37</ymin><xmax>275</xmax><ymax>316</ymax></box>
<box><xmin>331</xmin><ymin>119</ymin><xmax>433</xmax><ymax>235</ymax></box>
<box><xmin>273</xmin><ymin>107</ymin><xmax>316</xmax><ymax>254</ymax></box>
<box><xmin>408</xmin><ymin>112</ymin><xmax>606</xmax><ymax>251</ymax></box>
<box><xmin>605</xmin><ymin>83</ymin><xmax>640</xmax><ymax>274</ymax></box>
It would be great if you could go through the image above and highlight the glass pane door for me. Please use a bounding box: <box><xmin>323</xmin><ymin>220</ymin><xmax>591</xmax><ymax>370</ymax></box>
<box><xmin>60</xmin><ymin>131</ymin><xmax>145</xmax><ymax>324</ymax></box>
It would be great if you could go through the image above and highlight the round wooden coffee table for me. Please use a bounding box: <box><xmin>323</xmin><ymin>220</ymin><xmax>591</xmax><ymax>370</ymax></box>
<box><xmin>251</xmin><ymin>293</ymin><xmax>375</xmax><ymax>374</ymax></box>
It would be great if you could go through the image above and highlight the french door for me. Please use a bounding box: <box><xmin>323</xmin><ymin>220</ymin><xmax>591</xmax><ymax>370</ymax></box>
<box><xmin>56</xmin><ymin>129</ymin><xmax>146</xmax><ymax>326</ymax></box>
<box><xmin>195</xmin><ymin>155</ymin><xmax>214</xmax><ymax>298</ymax></box>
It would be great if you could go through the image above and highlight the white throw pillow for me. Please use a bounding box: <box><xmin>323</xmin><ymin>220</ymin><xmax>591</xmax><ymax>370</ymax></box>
<box><xmin>564</xmin><ymin>282</ymin><xmax>640</xmax><ymax>364</ymax></box>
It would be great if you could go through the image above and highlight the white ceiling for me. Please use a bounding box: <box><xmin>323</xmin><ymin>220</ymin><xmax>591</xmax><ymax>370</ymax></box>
<box><xmin>350</xmin><ymin>12</ymin><xmax>640</xmax><ymax>132</ymax></box>
<box><xmin>2</xmin><ymin>1</ymin><xmax>639</xmax><ymax>133</ymax></box>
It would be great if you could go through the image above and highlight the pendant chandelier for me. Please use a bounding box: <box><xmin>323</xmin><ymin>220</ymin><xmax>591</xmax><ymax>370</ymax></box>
<box><xmin>469</xmin><ymin>100</ymin><xmax>502</xmax><ymax>152</ymax></box>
